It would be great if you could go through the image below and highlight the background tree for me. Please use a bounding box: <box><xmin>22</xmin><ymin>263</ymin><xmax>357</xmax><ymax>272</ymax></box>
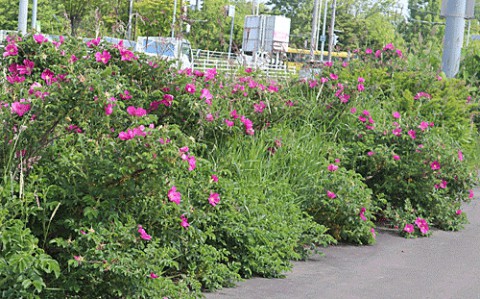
<box><xmin>267</xmin><ymin>0</ymin><xmax>402</xmax><ymax>50</ymax></box>
<box><xmin>187</xmin><ymin>0</ymin><xmax>259</xmax><ymax>51</ymax></box>
<box><xmin>58</xmin><ymin>0</ymin><xmax>95</xmax><ymax>36</ymax></box>
<box><xmin>398</xmin><ymin>0</ymin><xmax>444</xmax><ymax>51</ymax></box>
<box><xmin>134</xmin><ymin>0</ymin><xmax>174</xmax><ymax>37</ymax></box>
<box><xmin>0</xmin><ymin>0</ymin><xmax>66</xmax><ymax>33</ymax></box>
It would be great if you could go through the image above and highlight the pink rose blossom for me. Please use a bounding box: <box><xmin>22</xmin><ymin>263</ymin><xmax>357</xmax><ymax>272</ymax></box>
<box><xmin>180</xmin><ymin>214</ymin><xmax>190</xmax><ymax>229</ymax></box>
<box><xmin>326</xmin><ymin>191</ymin><xmax>336</xmax><ymax>199</ymax></box>
<box><xmin>404</xmin><ymin>223</ymin><xmax>414</xmax><ymax>233</ymax></box>
<box><xmin>168</xmin><ymin>186</ymin><xmax>182</xmax><ymax>205</ymax></box>
<box><xmin>185</xmin><ymin>83</ymin><xmax>196</xmax><ymax>94</ymax></box>
<box><xmin>327</xmin><ymin>164</ymin><xmax>338</xmax><ymax>172</ymax></box>
<box><xmin>95</xmin><ymin>51</ymin><xmax>111</xmax><ymax>64</ymax></box>
<box><xmin>430</xmin><ymin>161</ymin><xmax>441</xmax><ymax>171</ymax></box>
<box><xmin>208</xmin><ymin>193</ymin><xmax>220</xmax><ymax>207</ymax></box>
<box><xmin>414</xmin><ymin>218</ymin><xmax>429</xmax><ymax>234</ymax></box>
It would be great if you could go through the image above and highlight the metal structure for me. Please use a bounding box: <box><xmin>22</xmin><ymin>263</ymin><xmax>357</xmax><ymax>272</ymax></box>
<box><xmin>441</xmin><ymin>0</ymin><xmax>467</xmax><ymax>78</ymax></box>
<box><xmin>18</xmin><ymin>0</ymin><xmax>28</xmax><ymax>35</ymax></box>
<box><xmin>327</xmin><ymin>0</ymin><xmax>337</xmax><ymax>62</ymax></box>
<box><xmin>310</xmin><ymin>0</ymin><xmax>320</xmax><ymax>61</ymax></box>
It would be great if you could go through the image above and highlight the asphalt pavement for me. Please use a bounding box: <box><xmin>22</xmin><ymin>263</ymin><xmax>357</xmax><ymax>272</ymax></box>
<box><xmin>205</xmin><ymin>185</ymin><xmax>480</xmax><ymax>299</ymax></box>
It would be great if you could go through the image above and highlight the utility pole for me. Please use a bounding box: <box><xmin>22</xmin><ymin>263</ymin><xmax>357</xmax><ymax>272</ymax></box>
<box><xmin>18</xmin><ymin>0</ymin><xmax>28</xmax><ymax>35</ymax></box>
<box><xmin>32</xmin><ymin>0</ymin><xmax>38</xmax><ymax>31</ymax></box>
<box><xmin>316</xmin><ymin>0</ymin><xmax>324</xmax><ymax>51</ymax></box>
<box><xmin>310</xmin><ymin>0</ymin><xmax>320</xmax><ymax>61</ymax></box>
<box><xmin>171</xmin><ymin>0</ymin><xmax>178</xmax><ymax>38</ymax></box>
<box><xmin>320</xmin><ymin>0</ymin><xmax>328</xmax><ymax>62</ymax></box>
<box><xmin>228</xmin><ymin>5</ymin><xmax>235</xmax><ymax>59</ymax></box>
<box><xmin>327</xmin><ymin>0</ymin><xmax>337</xmax><ymax>62</ymax></box>
<box><xmin>441</xmin><ymin>0</ymin><xmax>466</xmax><ymax>78</ymax></box>
<box><xmin>127</xmin><ymin>0</ymin><xmax>134</xmax><ymax>40</ymax></box>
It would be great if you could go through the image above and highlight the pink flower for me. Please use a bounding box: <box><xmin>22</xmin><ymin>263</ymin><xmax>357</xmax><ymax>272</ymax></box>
<box><xmin>3</xmin><ymin>43</ymin><xmax>18</xmax><ymax>57</ymax></box>
<box><xmin>404</xmin><ymin>223</ymin><xmax>414</xmax><ymax>233</ymax></box>
<box><xmin>120</xmin><ymin>90</ymin><xmax>133</xmax><ymax>100</ymax></box>
<box><xmin>69</xmin><ymin>55</ymin><xmax>78</xmax><ymax>64</ymax></box>
<box><xmin>225</xmin><ymin>119</ymin><xmax>234</xmax><ymax>127</ymax></box>
<box><xmin>418</xmin><ymin>121</ymin><xmax>429</xmax><ymax>131</ymax></box>
<box><xmin>365</xmin><ymin>48</ymin><xmax>373</xmax><ymax>54</ymax></box>
<box><xmin>439</xmin><ymin>179</ymin><xmax>448</xmax><ymax>189</ymax></box>
<box><xmin>393</xmin><ymin>155</ymin><xmax>400</xmax><ymax>161</ymax></box>
<box><xmin>86</xmin><ymin>37</ymin><xmax>101</xmax><ymax>47</ymax></box>
<box><xmin>324</xmin><ymin>61</ymin><xmax>333</xmax><ymax>67</ymax></box>
<box><xmin>126</xmin><ymin>106</ymin><xmax>147</xmax><ymax>117</ymax></box>
<box><xmin>375</xmin><ymin>50</ymin><xmax>382</xmax><ymax>58</ymax></box>
<box><xmin>120</xmin><ymin>48</ymin><xmax>137</xmax><ymax>61</ymax></box>
<box><xmin>469</xmin><ymin>189</ymin><xmax>474</xmax><ymax>199</ymax></box>
<box><xmin>370</xmin><ymin>228</ymin><xmax>376</xmax><ymax>239</ymax></box>
<box><xmin>211</xmin><ymin>174</ymin><xmax>219</xmax><ymax>183</ymax></box>
<box><xmin>458</xmin><ymin>150</ymin><xmax>463</xmax><ymax>162</ymax></box>
<box><xmin>357</xmin><ymin>84</ymin><xmax>365</xmax><ymax>92</ymax></box>
<box><xmin>240</xmin><ymin>116</ymin><xmax>254</xmax><ymax>136</ymax></box>
<box><xmin>187</xmin><ymin>155</ymin><xmax>196</xmax><ymax>171</ymax></box>
<box><xmin>105</xmin><ymin>103</ymin><xmax>114</xmax><ymax>116</ymax></box>
<box><xmin>326</xmin><ymin>191</ymin><xmax>336</xmax><ymax>199</ymax></box>
<box><xmin>168</xmin><ymin>186</ymin><xmax>182</xmax><ymax>205</ymax></box>
<box><xmin>180</xmin><ymin>214</ymin><xmax>190</xmax><ymax>229</ymax></box>
<box><xmin>254</xmin><ymin>101</ymin><xmax>266</xmax><ymax>113</ymax></box>
<box><xmin>383</xmin><ymin>43</ymin><xmax>394</xmax><ymax>51</ymax></box>
<box><xmin>392</xmin><ymin>111</ymin><xmax>400</xmax><ymax>119</ymax></box>
<box><xmin>309</xmin><ymin>80</ymin><xmax>318</xmax><ymax>88</ymax></box>
<box><xmin>414</xmin><ymin>218</ymin><xmax>429</xmax><ymax>234</ymax></box>
<box><xmin>327</xmin><ymin>164</ymin><xmax>338</xmax><ymax>172</ymax></box>
<box><xmin>358</xmin><ymin>77</ymin><xmax>365</xmax><ymax>83</ymax></box>
<box><xmin>367</xmin><ymin>151</ymin><xmax>375</xmax><ymax>156</ymax></box>
<box><xmin>342</xmin><ymin>61</ymin><xmax>348</xmax><ymax>68</ymax></box>
<box><xmin>205</xmin><ymin>114</ymin><xmax>214</xmax><ymax>122</ymax></box>
<box><xmin>200</xmin><ymin>88</ymin><xmax>213</xmax><ymax>105</ymax></box>
<box><xmin>205</xmin><ymin>68</ymin><xmax>218</xmax><ymax>81</ymax></box>
<box><xmin>414</xmin><ymin>92</ymin><xmax>432</xmax><ymax>100</ymax></box>
<box><xmin>320</xmin><ymin>77</ymin><xmax>329</xmax><ymax>84</ymax></box>
<box><xmin>230</xmin><ymin>110</ymin><xmax>239</xmax><ymax>119</ymax></box>
<box><xmin>149</xmin><ymin>272</ymin><xmax>159</xmax><ymax>279</ymax></box>
<box><xmin>408</xmin><ymin>130</ymin><xmax>416</xmax><ymax>139</ymax></box>
<box><xmin>359</xmin><ymin>207</ymin><xmax>367</xmax><ymax>221</ymax></box>
<box><xmin>456</xmin><ymin>209</ymin><xmax>462</xmax><ymax>215</ymax></box>
<box><xmin>179</xmin><ymin>146</ymin><xmax>189</xmax><ymax>153</ymax></box>
<box><xmin>33</xmin><ymin>34</ymin><xmax>48</xmax><ymax>44</ymax></box>
<box><xmin>208</xmin><ymin>193</ymin><xmax>220</xmax><ymax>207</ymax></box>
<box><xmin>73</xmin><ymin>255</ymin><xmax>83</xmax><ymax>262</ymax></box>
<box><xmin>17</xmin><ymin>59</ymin><xmax>35</xmax><ymax>75</ymax></box>
<box><xmin>11</xmin><ymin>101</ymin><xmax>31</xmax><ymax>117</ymax></box>
<box><xmin>329</xmin><ymin>73</ymin><xmax>338</xmax><ymax>80</ymax></box>
<box><xmin>350</xmin><ymin>107</ymin><xmax>357</xmax><ymax>114</ymax></box>
<box><xmin>392</xmin><ymin>128</ymin><xmax>402</xmax><ymax>137</ymax></box>
<box><xmin>41</xmin><ymin>69</ymin><xmax>56</xmax><ymax>85</ymax></box>
<box><xmin>95</xmin><ymin>51</ymin><xmax>111</xmax><ymax>64</ymax></box>
<box><xmin>430</xmin><ymin>161</ymin><xmax>441</xmax><ymax>171</ymax></box>
<box><xmin>185</xmin><ymin>83</ymin><xmax>196</xmax><ymax>94</ymax></box>
<box><xmin>137</xmin><ymin>225</ymin><xmax>152</xmax><ymax>241</ymax></box>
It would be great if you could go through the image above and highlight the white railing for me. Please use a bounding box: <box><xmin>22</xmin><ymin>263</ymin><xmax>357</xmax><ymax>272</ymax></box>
<box><xmin>193</xmin><ymin>49</ymin><xmax>297</xmax><ymax>80</ymax></box>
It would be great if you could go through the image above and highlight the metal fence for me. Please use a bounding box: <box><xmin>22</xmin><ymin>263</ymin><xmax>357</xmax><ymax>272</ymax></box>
<box><xmin>194</xmin><ymin>49</ymin><xmax>297</xmax><ymax>80</ymax></box>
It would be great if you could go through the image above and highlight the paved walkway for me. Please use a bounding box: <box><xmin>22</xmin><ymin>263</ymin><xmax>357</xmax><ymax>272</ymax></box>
<box><xmin>205</xmin><ymin>186</ymin><xmax>480</xmax><ymax>299</ymax></box>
